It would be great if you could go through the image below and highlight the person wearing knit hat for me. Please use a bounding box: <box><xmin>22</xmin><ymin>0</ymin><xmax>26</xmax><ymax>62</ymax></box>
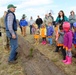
<box><xmin>62</xmin><ymin>22</ymin><xmax>73</xmax><ymax>65</ymax></box>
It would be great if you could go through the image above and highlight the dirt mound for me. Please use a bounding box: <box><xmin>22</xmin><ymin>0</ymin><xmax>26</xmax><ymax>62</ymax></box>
<box><xmin>18</xmin><ymin>36</ymin><xmax>67</xmax><ymax>75</ymax></box>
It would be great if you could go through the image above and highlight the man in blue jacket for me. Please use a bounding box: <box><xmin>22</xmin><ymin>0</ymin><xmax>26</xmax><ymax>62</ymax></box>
<box><xmin>5</xmin><ymin>4</ymin><xmax>18</xmax><ymax>64</ymax></box>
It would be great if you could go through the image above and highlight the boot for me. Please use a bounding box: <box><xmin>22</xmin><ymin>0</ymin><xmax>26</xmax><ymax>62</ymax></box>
<box><xmin>43</xmin><ymin>41</ymin><xmax>46</xmax><ymax>45</ymax></box>
<box><xmin>62</xmin><ymin>56</ymin><xmax>68</xmax><ymax>63</ymax></box>
<box><xmin>41</xmin><ymin>41</ymin><xmax>44</xmax><ymax>45</ymax></box>
<box><xmin>65</xmin><ymin>57</ymin><xmax>72</xmax><ymax>65</ymax></box>
<box><xmin>54</xmin><ymin>46</ymin><xmax>59</xmax><ymax>52</ymax></box>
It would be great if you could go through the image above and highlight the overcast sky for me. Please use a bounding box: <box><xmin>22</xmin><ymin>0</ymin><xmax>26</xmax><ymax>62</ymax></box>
<box><xmin>0</xmin><ymin>0</ymin><xmax>76</xmax><ymax>21</ymax></box>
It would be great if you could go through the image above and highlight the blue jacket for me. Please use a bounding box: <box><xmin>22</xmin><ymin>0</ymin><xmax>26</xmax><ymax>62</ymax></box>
<box><xmin>19</xmin><ymin>19</ymin><xmax>28</xmax><ymax>26</ymax></box>
<box><xmin>47</xmin><ymin>26</ymin><xmax>54</xmax><ymax>36</ymax></box>
<box><xmin>5</xmin><ymin>10</ymin><xmax>17</xmax><ymax>31</ymax></box>
<box><xmin>73</xmin><ymin>32</ymin><xmax>76</xmax><ymax>44</ymax></box>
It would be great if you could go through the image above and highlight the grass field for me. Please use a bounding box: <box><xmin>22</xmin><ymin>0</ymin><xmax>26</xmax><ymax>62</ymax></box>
<box><xmin>0</xmin><ymin>26</ymin><xmax>76</xmax><ymax>75</ymax></box>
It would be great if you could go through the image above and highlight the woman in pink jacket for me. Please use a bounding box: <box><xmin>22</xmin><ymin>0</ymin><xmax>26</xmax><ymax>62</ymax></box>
<box><xmin>62</xmin><ymin>22</ymin><xmax>73</xmax><ymax>65</ymax></box>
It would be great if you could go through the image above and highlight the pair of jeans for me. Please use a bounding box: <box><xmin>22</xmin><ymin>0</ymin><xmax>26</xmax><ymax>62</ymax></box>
<box><xmin>30</xmin><ymin>25</ymin><xmax>32</xmax><ymax>34</ymax></box>
<box><xmin>70</xmin><ymin>23</ymin><xmax>73</xmax><ymax>29</ymax></box>
<box><xmin>6</xmin><ymin>31</ymin><xmax>18</xmax><ymax>61</ymax></box>
<box><xmin>48</xmin><ymin>38</ymin><xmax>52</xmax><ymax>45</ymax></box>
<box><xmin>38</xmin><ymin>24</ymin><xmax>41</xmax><ymax>29</ymax></box>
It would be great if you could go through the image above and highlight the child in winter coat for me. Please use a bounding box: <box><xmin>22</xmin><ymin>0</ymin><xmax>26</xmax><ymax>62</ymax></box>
<box><xmin>47</xmin><ymin>22</ymin><xmax>54</xmax><ymax>45</ymax></box>
<box><xmin>54</xmin><ymin>23</ymin><xmax>61</xmax><ymax>42</ymax></box>
<box><xmin>40</xmin><ymin>24</ymin><xmax>46</xmax><ymax>45</ymax></box>
<box><xmin>34</xmin><ymin>24</ymin><xmax>40</xmax><ymax>45</ymax></box>
<box><xmin>62</xmin><ymin>22</ymin><xmax>73</xmax><ymax>65</ymax></box>
<box><xmin>54</xmin><ymin>25</ymin><xmax>64</xmax><ymax>52</ymax></box>
<box><xmin>73</xmin><ymin>22</ymin><xmax>76</xmax><ymax>57</ymax></box>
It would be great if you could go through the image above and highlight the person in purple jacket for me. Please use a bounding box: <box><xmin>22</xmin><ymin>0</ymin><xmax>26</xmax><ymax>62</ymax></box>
<box><xmin>47</xmin><ymin>22</ymin><xmax>54</xmax><ymax>45</ymax></box>
<box><xmin>62</xmin><ymin>22</ymin><xmax>73</xmax><ymax>65</ymax></box>
<box><xmin>73</xmin><ymin>22</ymin><xmax>76</xmax><ymax>58</ymax></box>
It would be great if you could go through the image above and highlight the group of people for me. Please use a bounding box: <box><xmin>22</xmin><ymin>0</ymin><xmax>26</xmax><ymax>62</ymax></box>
<box><xmin>26</xmin><ymin>10</ymin><xmax>76</xmax><ymax>65</ymax></box>
<box><xmin>18</xmin><ymin>9</ymin><xmax>76</xmax><ymax>65</ymax></box>
<box><xmin>29</xmin><ymin>21</ymin><xmax>74</xmax><ymax>65</ymax></box>
<box><xmin>1</xmin><ymin>3</ymin><xmax>76</xmax><ymax>65</ymax></box>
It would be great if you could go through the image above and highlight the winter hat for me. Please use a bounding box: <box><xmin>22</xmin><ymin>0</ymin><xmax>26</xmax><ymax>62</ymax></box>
<box><xmin>63</xmin><ymin>22</ymin><xmax>70</xmax><ymax>32</ymax></box>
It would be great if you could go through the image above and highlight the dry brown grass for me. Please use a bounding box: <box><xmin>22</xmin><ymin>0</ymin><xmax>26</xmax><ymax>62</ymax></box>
<box><xmin>0</xmin><ymin>37</ymin><xmax>24</xmax><ymax>75</ymax></box>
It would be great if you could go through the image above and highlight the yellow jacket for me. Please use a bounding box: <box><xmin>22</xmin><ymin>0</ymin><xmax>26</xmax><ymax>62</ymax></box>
<box><xmin>40</xmin><ymin>27</ymin><xmax>46</xmax><ymax>37</ymax></box>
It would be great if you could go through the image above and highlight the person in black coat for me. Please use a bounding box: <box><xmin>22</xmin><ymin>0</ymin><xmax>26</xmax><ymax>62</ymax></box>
<box><xmin>36</xmin><ymin>15</ymin><xmax>43</xmax><ymax>29</ymax></box>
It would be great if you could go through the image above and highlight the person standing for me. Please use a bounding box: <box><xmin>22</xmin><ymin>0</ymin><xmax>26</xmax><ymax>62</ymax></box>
<box><xmin>40</xmin><ymin>24</ymin><xmax>47</xmax><ymax>45</ymax></box>
<box><xmin>56</xmin><ymin>10</ymin><xmax>68</xmax><ymax>24</ymax></box>
<box><xmin>36</xmin><ymin>15</ymin><xmax>43</xmax><ymax>29</ymax></box>
<box><xmin>48</xmin><ymin>13</ymin><xmax>54</xmax><ymax>24</ymax></box>
<box><xmin>55</xmin><ymin>10</ymin><xmax>69</xmax><ymax>43</ymax></box>
<box><xmin>0</xmin><ymin>11</ymin><xmax>10</xmax><ymax>50</ymax></box>
<box><xmin>44</xmin><ymin>14</ymin><xmax>49</xmax><ymax>27</ymax></box>
<box><xmin>47</xmin><ymin>22</ymin><xmax>54</xmax><ymax>45</ymax></box>
<box><xmin>29</xmin><ymin>16</ymin><xmax>34</xmax><ymax>34</ymax></box>
<box><xmin>54</xmin><ymin>25</ymin><xmax>64</xmax><ymax>52</ymax></box>
<box><xmin>72</xmin><ymin>22</ymin><xmax>76</xmax><ymax>58</ymax></box>
<box><xmin>19</xmin><ymin>14</ymin><xmax>28</xmax><ymax>36</ymax></box>
<box><xmin>34</xmin><ymin>25</ymin><xmax>40</xmax><ymax>45</ymax></box>
<box><xmin>69</xmin><ymin>11</ymin><xmax>76</xmax><ymax>29</ymax></box>
<box><xmin>62</xmin><ymin>22</ymin><xmax>73</xmax><ymax>65</ymax></box>
<box><xmin>5</xmin><ymin>4</ymin><xmax>18</xmax><ymax>64</ymax></box>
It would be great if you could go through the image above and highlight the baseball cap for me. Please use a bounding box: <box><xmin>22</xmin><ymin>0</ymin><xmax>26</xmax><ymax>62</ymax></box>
<box><xmin>7</xmin><ymin>4</ymin><xmax>16</xmax><ymax>9</ymax></box>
